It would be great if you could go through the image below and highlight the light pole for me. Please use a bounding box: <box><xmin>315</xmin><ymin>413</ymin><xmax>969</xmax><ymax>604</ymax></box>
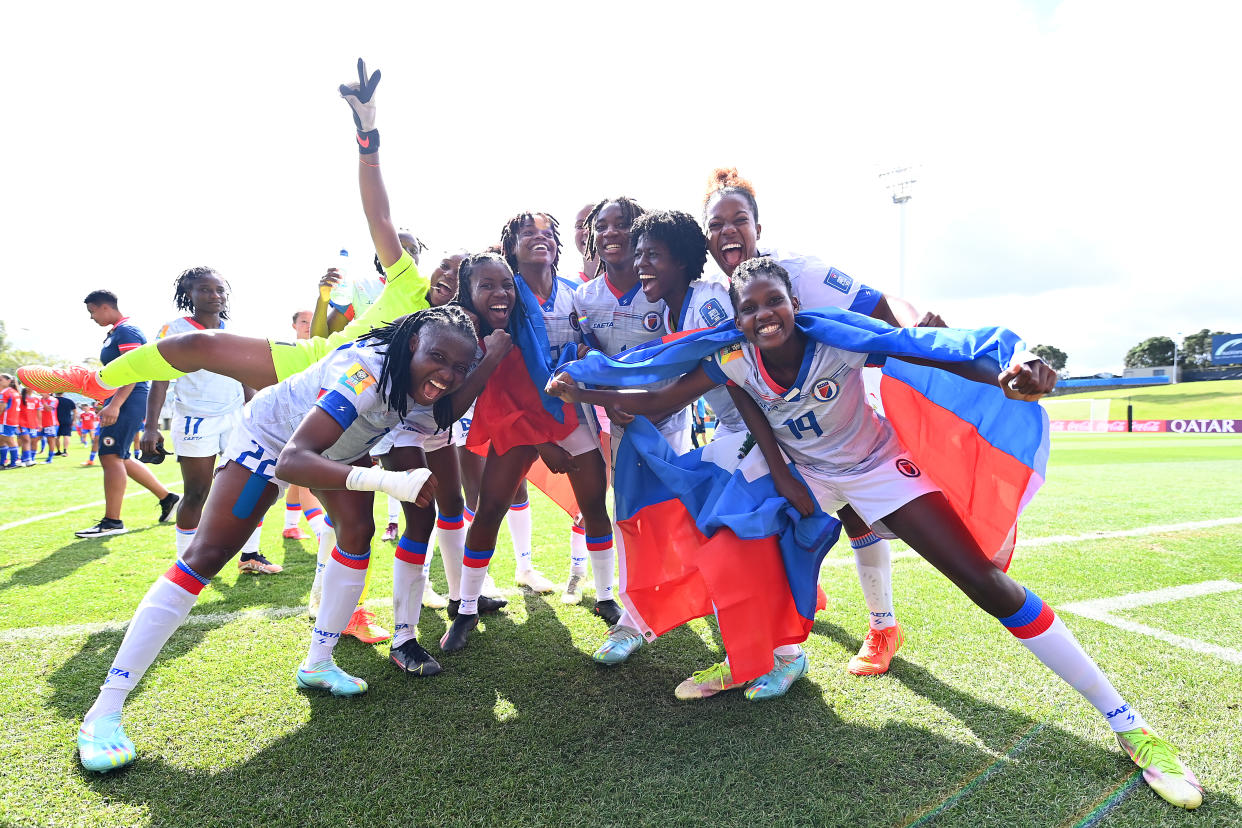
<box><xmin>1172</xmin><ymin>331</ymin><xmax>1182</xmax><ymax>383</ymax></box>
<box><xmin>879</xmin><ymin>168</ymin><xmax>917</xmax><ymax>297</ymax></box>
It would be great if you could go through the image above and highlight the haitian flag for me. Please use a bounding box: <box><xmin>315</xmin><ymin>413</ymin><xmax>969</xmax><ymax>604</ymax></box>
<box><xmin>613</xmin><ymin>421</ymin><xmax>836</xmax><ymax>683</ymax></box>
<box><xmin>564</xmin><ymin>308</ymin><xmax>1050</xmax><ymax>674</ymax></box>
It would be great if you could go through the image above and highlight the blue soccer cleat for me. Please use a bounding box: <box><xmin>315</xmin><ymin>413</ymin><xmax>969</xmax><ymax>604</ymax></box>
<box><xmin>78</xmin><ymin>712</ymin><xmax>137</xmax><ymax>772</ymax></box>
<box><xmin>295</xmin><ymin>659</ymin><xmax>368</xmax><ymax>696</ymax></box>
<box><xmin>745</xmin><ymin>651</ymin><xmax>809</xmax><ymax>701</ymax></box>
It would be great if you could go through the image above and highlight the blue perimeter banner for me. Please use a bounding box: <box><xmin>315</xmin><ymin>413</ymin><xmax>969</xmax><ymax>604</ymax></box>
<box><xmin>1211</xmin><ymin>334</ymin><xmax>1242</xmax><ymax>366</ymax></box>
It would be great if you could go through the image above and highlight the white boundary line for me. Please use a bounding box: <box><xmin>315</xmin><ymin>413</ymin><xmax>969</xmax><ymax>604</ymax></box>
<box><xmin>1060</xmin><ymin>580</ymin><xmax>1242</xmax><ymax>665</ymax></box>
<box><xmin>819</xmin><ymin>516</ymin><xmax>1242</xmax><ymax>568</ymax></box>
<box><xmin>0</xmin><ymin>480</ymin><xmax>183</xmax><ymax>533</ymax></box>
<box><xmin>1</xmin><ymin>517</ymin><xmax>1239</xmax><ymax>643</ymax></box>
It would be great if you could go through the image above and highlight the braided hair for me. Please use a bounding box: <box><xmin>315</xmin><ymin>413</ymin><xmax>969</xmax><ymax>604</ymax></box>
<box><xmin>580</xmin><ymin>196</ymin><xmax>647</xmax><ymax>261</ymax></box>
<box><xmin>630</xmin><ymin>210</ymin><xmax>708</xmax><ymax>286</ymax></box>
<box><xmin>703</xmin><ymin>167</ymin><xmax>760</xmax><ymax>224</ymax></box>
<box><xmin>727</xmin><ymin>256</ymin><xmax>793</xmax><ymax>309</ymax></box>
<box><xmin>360</xmin><ymin>305</ymin><xmax>478</xmax><ymax>430</ymax></box>
<box><xmin>173</xmin><ymin>267</ymin><xmax>230</xmax><ymax>320</ymax></box>
<box><xmin>456</xmin><ymin>252</ymin><xmax>515</xmax><ymax>337</ymax></box>
<box><xmin>499</xmin><ymin>211</ymin><xmax>562</xmax><ymax>275</ymax></box>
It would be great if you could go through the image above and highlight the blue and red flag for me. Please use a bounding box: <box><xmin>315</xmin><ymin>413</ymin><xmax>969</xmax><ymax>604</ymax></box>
<box><xmin>566</xmin><ymin>308</ymin><xmax>1050</xmax><ymax>678</ymax></box>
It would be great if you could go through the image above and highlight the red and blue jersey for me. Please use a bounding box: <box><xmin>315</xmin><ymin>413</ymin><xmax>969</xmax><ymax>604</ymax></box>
<box><xmin>100</xmin><ymin>317</ymin><xmax>149</xmax><ymax>396</ymax></box>
<box><xmin>0</xmin><ymin>387</ymin><xmax>18</xmax><ymax>427</ymax></box>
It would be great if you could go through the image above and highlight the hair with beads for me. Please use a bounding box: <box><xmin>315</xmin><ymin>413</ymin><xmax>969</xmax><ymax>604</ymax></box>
<box><xmin>703</xmin><ymin>167</ymin><xmax>759</xmax><ymax>223</ymax></box>
<box><xmin>580</xmin><ymin>197</ymin><xmax>646</xmax><ymax>261</ymax></box>
<box><xmin>173</xmin><ymin>267</ymin><xmax>230</xmax><ymax>320</ymax></box>
<box><xmin>630</xmin><ymin>209</ymin><xmax>708</xmax><ymax>287</ymax></box>
<box><xmin>360</xmin><ymin>305</ymin><xmax>478</xmax><ymax>429</ymax></box>
<box><xmin>499</xmin><ymin>211</ymin><xmax>562</xmax><ymax>275</ymax></box>
<box><xmin>728</xmin><ymin>256</ymin><xmax>793</xmax><ymax>309</ymax></box>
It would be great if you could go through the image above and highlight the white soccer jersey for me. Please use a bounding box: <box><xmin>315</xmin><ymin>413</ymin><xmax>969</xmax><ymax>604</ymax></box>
<box><xmin>527</xmin><ymin>274</ymin><xmax>581</xmax><ymax>361</ymax></box>
<box><xmin>763</xmin><ymin>247</ymin><xmax>883</xmax><ymax>316</ymax></box>
<box><xmin>243</xmin><ymin>343</ymin><xmax>435</xmax><ymax>464</ymax></box>
<box><xmin>156</xmin><ymin>317</ymin><xmax>245</xmax><ymax>417</ymax></box>
<box><xmin>703</xmin><ymin>338</ymin><xmax>898</xmax><ymax>476</ymax></box>
<box><xmin>663</xmin><ymin>278</ymin><xmax>745</xmax><ymax>434</ymax></box>
<box><xmin>574</xmin><ymin>274</ymin><xmax>688</xmax><ymax>437</ymax></box>
<box><xmin>572</xmin><ymin>275</ymin><xmax>668</xmax><ymax>355</ymax></box>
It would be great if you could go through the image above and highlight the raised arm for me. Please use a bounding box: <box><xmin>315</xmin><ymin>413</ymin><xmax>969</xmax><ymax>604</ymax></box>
<box><xmin>446</xmin><ymin>331</ymin><xmax>512</xmax><ymax>421</ymax></box>
<box><xmin>725</xmin><ymin>385</ymin><xmax>816</xmax><ymax>517</ymax></box>
<box><xmin>894</xmin><ymin>353</ymin><xmax>1057</xmax><ymax>401</ymax></box>
<box><xmin>340</xmin><ymin>59</ymin><xmax>403</xmax><ymax>269</ymax></box>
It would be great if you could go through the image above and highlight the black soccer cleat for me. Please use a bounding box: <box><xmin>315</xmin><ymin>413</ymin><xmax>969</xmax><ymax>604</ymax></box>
<box><xmin>593</xmin><ymin>599</ymin><xmax>623</xmax><ymax>626</ymax></box>
<box><xmin>389</xmin><ymin>639</ymin><xmax>442</xmax><ymax>676</ymax></box>
<box><xmin>439</xmin><ymin>613</ymin><xmax>479</xmax><ymax>653</ymax></box>
<box><xmin>157</xmin><ymin>493</ymin><xmax>181</xmax><ymax>523</ymax></box>
<box><xmin>447</xmin><ymin>595</ymin><xmax>507</xmax><ymax>619</ymax></box>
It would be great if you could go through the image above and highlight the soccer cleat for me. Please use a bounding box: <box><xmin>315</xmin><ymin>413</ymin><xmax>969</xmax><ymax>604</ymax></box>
<box><xmin>745</xmin><ymin>651</ymin><xmax>809</xmax><ymax>701</ymax></box>
<box><xmin>295</xmin><ymin>659</ymin><xmax>368</xmax><ymax>696</ymax></box>
<box><xmin>390</xmin><ymin>639</ymin><xmax>443</xmax><ymax>676</ymax></box>
<box><xmin>75</xmin><ymin>518</ymin><xmax>127</xmax><ymax>539</ymax></box>
<box><xmin>157</xmin><ymin>493</ymin><xmax>180</xmax><ymax>523</ymax></box>
<box><xmin>848</xmin><ymin>624</ymin><xmax>904</xmax><ymax>676</ymax></box>
<box><xmin>674</xmin><ymin>661</ymin><xmax>746</xmax><ymax>700</ymax></box>
<box><xmin>1116</xmin><ymin>728</ymin><xmax>1203</xmax><ymax>809</ymax></box>
<box><xmin>238</xmin><ymin>554</ymin><xmax>284</xmax><ymax>575</ymax></box>
<box><xmin>562</xmin><ymin>572</ymin><xmax>585</xmax><ymax>604</ymax></box>
<box><xmin>515</xmin><ymin>567</ymin><xmax>556</xmax><ymax>593</ymax></box>
<box><xmin>481</xmin><ymin>573</ymin><xmax>502</xmax><ymax>598</ymax></box>
<box><xmin>18</xmin><ymin>365</ymin><xmax>116</xmax><ymax>401</ymax></box>
<box><xmin>342</xmin><ymin>608</ymin><xmax>391</xmax><ymax>643</ymax></box>
<box><xmin>282</xmin><ymin>526</ymin><xmax>310</xmax><ymax>540</ymax></box>
<box><xmin>592</xmin><ymin>624</ymin><xmax>644</xmax><ymax>665</ymax></box>
<box><xmin>593</xmin><ymin>599</ymin><xmax>623</xmax><ymax>626</ymax></box>
<box><xmin>421</xmin><ymin>585</ymin><xmax>448</xmax><ymax>610</ymax></box>
<box><xmin>381</xmin><ymin>522</ymin><xmax>399</xmax><ymax>542</ymax></box>
<box><xmin>439</xmin><ymin>612</ymin><xmax>479</xmax><ymax>652</ymax></box>
<box><xmin>447</xmin><ymin>595</ymin><xmax>507</xmax><ymax>619</ymax></box>
<box><xmin>80</xmin><ymin>459</ymin><xmax>95</xmax><ymax>467</ymax></box>
<box><xmin>77</xmin><ymin>712</ymin><xmax>137</xmax><ymax>772</ymax></box>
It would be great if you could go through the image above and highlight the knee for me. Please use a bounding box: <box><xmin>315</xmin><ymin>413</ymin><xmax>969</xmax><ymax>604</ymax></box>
<box><xmin>335</xmin><ymin>518</ymin><xmax>376</xmax><ymax>553</ymax></box>
<box><xmin>435</xmin><ymin>489</ymin><xmax>465</xmax><ymax>517</ymax></box>
<box><xmin>471</xmin><ymin>497</ymin><xmax>508</xmax><ymax>531</ymax></box>
<box><xmin>963</xmin><ymin>568</ymin><xmax>1024</xmax><ymax>617</ymax></box>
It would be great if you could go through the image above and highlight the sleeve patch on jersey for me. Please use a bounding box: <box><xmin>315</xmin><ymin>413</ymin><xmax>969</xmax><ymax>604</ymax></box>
<box><xmin>701</xmin><ymin>299</ymin><xmax>727</xmax><ymax>327</ymax></box>
<box><xmin>336</xmin><ymin>363</ymin><xmax>376</xmax><ymax>396</ymax></box>
<box><xmin>824</xmin><ymin>268</ymin><xmax>853</xmax><ymax>294</ymax></box>
<box><xmin>315</xmin><ymin>389</ymin><xmax>360</xmax><ymax>430</ymax></box>
<box><xmin>718</xmin><ymin>343</ymin><xmax>743</xmax><ymax>365</ymax></box>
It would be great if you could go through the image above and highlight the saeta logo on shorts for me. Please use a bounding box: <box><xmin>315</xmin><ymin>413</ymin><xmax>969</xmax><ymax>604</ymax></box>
<box><xmin>895</xmin><ymin>458</ymin><xmax>921</xmax><ymax>477</ymax></box>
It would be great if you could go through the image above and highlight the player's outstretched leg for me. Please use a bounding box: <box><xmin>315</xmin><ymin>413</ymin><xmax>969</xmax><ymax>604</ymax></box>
<box><xmin>846</xmin><ymin>529</ymin><xmax>903</xmax><ymax>676</ymax></box>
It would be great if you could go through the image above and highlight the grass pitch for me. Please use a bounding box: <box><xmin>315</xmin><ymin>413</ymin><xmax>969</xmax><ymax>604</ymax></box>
<box><xmin>1044</xmin><ymin>379</ymin><xmax>1242</xmax><ymax>421</ymax></box>
<box><xmin>1</xmin><ymin>433</ymin><xmax>1239</xmax><ymax>827</ymax></box>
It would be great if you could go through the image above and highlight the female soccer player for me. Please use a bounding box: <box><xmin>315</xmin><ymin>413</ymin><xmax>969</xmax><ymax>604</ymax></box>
<box><xmin>548</xmin><ymin>257</ymin><xmax>1202</xmax><ymax>810</ymax></box>
<box><xmin>141</xmin><ymin>268</ymin><xmax>278</xmax><ymax>573</ymax></box>
<box><xmin>77</xmin><ymin>307</ymin><xmax>508</xmax><ymax>774</ymax></box>
<box><xmin>439</xmin><ymin>231</ymin><xmax>616</xmax><ymax>653</ymax></box>
<box><xmin>0</xmin><ymin>375</ymin><xmax>19</xmax><ymax>468</ymax></box>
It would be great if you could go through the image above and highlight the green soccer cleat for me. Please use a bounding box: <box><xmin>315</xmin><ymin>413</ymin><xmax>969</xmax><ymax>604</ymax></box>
<box><xmin>592</xmin><ymin>624</ymin><xmax>644</xmax><ymax>665</ymax></box>
<box><xmin>295</xmin><ymin>659</ymin><xmax>368</xmax><ymax>696</ymax></box>
<box><xmin>674</xmin><ymin>661</ymin><xmax>746</xmax><ymax>700</ymax></box>
<box><xmin>745</xmin><ymin>651</ymin><xmax>809</xmax><ymax>701</ymax></box>
<box><xmin>78</xmin><ymin>712</ymin><xmax>137</xmax><ymax>773</ymax></box>
<box><xmin>1116</xmin><ymin>728</ymin><xmax>1203</xmax><ymax>809</ymax></box>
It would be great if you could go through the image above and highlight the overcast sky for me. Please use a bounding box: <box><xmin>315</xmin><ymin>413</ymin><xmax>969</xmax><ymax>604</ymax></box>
<box><xmin>3</xmin><ymin>0</ymin><xmax>1238</xmax><ymax>374</ymax></box>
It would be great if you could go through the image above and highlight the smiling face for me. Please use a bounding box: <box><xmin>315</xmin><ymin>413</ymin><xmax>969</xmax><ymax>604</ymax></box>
<box><xmin>634</xmin><ymin>234</ymin><xmax>687</xmax><ymax>304</ymax></box>
<box><xmin>705</xmin><ymin>192</ymin><xmax>761</xmax><ymax>276</ymax></box>
<box><xmin>469</xmin><ymin>259</ymin><xmax>516</xmax><ymax>332</ymax></box>
<box><xmin>189</xmin><ymin>272</ymin><xmax>229</xmax><ymax>316</ymax></box>
<box><xmin>513</xmin><ymin>215</ymin><xmax>558</xmax><ymax>271</ymax></box>
<box><xmin>593</xmin><ymin>202</ymin><xmax>634</xmax><ymax>268</ymax></box>
<box><xmin>734</xmin><ymin>273</ymin><xmax>799</xmax><ymax>349</ymax></box>
<box><xmin>427</xmin><ymin>252</ymin><xmax>464</xmax><ymax>307</ymax></box>
<box><xmin>407</xmin><ymin>326</ymin><xmax>476</xmax><ymax>406</ymax></box>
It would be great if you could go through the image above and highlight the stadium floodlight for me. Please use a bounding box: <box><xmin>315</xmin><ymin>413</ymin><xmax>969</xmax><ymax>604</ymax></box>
<box><xmin>879</xmin><ymin>167</ymin><xmax>917</xmax><ymax>297</ymax></box>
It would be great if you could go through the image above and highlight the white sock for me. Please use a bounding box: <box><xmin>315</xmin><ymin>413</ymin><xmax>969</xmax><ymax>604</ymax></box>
<box><xmin>459</xmin><ymin>545</ymin><xmax>494</xmax><ymax>615</ymax></box>
<box><xmin>851</xmin><ymin>533</ymin><xmax>896</xmax><ymax>630</ymax></box>
<box><xmin>284</xmin><ymin>502</ymin><xmax>301</xmax><ymax>529</ymax></box>
<box><xmin>306</xmin><ymin>546</ymin><xmax>370</xmax><ymax>665</ymax></box>
<box><xmin>1001</xmin><ymin>587</ymin><xmax>1147</xmax><ymax>732</ymax></box>
<box><xmin>569</xmin><ymin>524</ymin><xmax>587</xmax><ymax>574</ymax></box>
<box><xmin>435</xmin><ymin>514</ymin><xmax>466</xmax><ymax>601</ymax></box>
<box><xmin>175</xmin><ymin>526</ymin><xmax>196</xmax><ymax>557</ymax></box>
<box><xmin>774</xmin><ymin>644</ymin><xmax>802</xmax><ymax>658</ymax></box>
<box><xmin>387</xmin><ymin>494</ymin><xmax>401</xmax><ymax>525</ymax></box>
<box><xmin>84</xmin><ymin>561</ymin><xmax>206</xmax><ymax>724</ymax></box>
<box><xmin>587</xmin><ymin>531</ymin><xmax>615</xmax><ymax>601</ymax></box>
<box><xmin>507</xmin><ymin>501</ymin><xmax>533</xmax><ymax>572</ymax></box>
<box><xmin>311</xmin><ymin>522</ymin><xmax>336</xmax><ymax>599</ymax></box>
<box><xmin>422</xmin><ymin>545</ymin><xmax>437</xmax><ymax>589</ymax></box>
<box><xmin>393</xmin><ymin>538</ymin><xmax>429</xmax><ymax>647</ymax></box>
<box><xmin>241</xmin><ymin>522</ymin><xmax>263</xmax><ymax>555</ymax></box>
<box><xmin>303</xmin><ymin>505</ymin><xmax>328</xmax><ymax>538</ymax></box>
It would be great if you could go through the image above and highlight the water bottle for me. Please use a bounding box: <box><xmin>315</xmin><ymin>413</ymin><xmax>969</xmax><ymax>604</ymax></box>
<box><xmin>328</xmin><ymin>249</ymin><xmax>352</xmax><ymax>310</ymax></box>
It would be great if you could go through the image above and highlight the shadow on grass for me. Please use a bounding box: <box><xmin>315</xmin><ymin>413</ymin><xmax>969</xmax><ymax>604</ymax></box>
<box><xmin>0</xmin><ymin>526</ymin><xmax>170</xmax><ymax>594</ymax></box>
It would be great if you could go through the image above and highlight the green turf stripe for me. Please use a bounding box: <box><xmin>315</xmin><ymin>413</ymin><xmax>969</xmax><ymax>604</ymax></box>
<box><xmin>1069</xmin><ymin>770</ymin><xmax>1142</xmax><ymax>828</ymax></box>
<box><xmin>904</xmin><ymin>722</ymin><xmax>1046</xmax><ymax>827</ymax></box>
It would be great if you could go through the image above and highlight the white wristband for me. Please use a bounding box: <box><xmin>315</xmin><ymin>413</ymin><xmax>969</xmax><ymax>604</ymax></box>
<box><xmin>345</xmin><ymin>465</ymin><xmax>432</xmax><ymax>502</ymax></box>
